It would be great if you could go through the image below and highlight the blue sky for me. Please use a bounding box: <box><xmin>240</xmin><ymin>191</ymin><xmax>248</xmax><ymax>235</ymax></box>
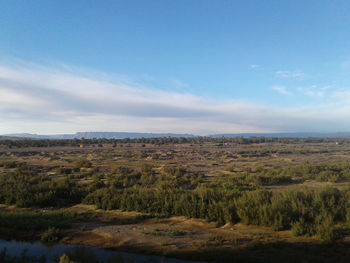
<box><xmin>1</xmin><ymin>0</ymin><xmax>350</xmax><ymax>134</ymax></box>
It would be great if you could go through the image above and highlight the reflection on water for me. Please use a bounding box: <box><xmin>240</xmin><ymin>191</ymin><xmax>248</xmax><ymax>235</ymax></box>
<box><xmin>0</xmin><ymin>240</ymin><xmax>204</xmax><ymax>263</ymax></box>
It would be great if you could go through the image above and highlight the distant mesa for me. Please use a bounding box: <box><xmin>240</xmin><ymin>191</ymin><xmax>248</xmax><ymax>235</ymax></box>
<box><xmin>209</xmin><ymin>132</ymin><xmax>350</xmax><ymax>138</ymax></box>
<box><xmin>2</xmin><ymin>131</ymin><xmax>350</xmax><ymax>139</ymax></box>
<box><xmin>1</xmin><ymin>132</ymin><xmax>197</xmax><ymax>140</ymax></box>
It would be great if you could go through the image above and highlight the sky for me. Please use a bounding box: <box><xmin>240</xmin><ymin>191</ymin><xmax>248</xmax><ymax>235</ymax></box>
<box><xmin>1</xmin><ymin>0</ymin><xmax>350</xmax><ymax>135</ymax></box>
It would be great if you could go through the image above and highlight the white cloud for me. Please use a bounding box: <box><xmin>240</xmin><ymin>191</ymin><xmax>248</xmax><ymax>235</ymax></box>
<box><xmin>298</xmin><ymin>86</ymin><xmax>325</xmax><ymax>98</ymax></box>
<box><xmin>331</xmin><ymin>90</ymin><xmax>350</xmax><ymax>102</ymax></box>
<box><xmin>275</xmin><ymin>70</ymin><xmax>310</xmax><ymax>80</ymax></box>
<box><xmin>1</xmin><ymin>62</ymin><xmax>350</xmax><ymax>134</ymax></box>
<box><xmin>250</xmin><ymin>64</ymin><xmax>260</xmax><ymax>69</ymax></box>
<box><xmin>272</xmin><ymin>86</ymin><xmax>291</xmax><ymax>96</ymax></box>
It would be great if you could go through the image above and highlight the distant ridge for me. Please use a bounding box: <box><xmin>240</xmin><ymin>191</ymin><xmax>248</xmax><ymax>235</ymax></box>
<box><xmin>3</xmin><ymin>131</ymin><xmax>350</xmax><ymax>139</ymax></box>
<box><xmin>2</xmin><ymin>132</ymin><xmax>197</xmax><ymax>139</ymax></box>
<box><xmin>209</xmin><ymin>132</ymin><xmax>350</xmax><ymax>138</ymax></box>
<box><xmin>0</xmin><ymin>135</ymin><xmax>28</xmax><ymax>140</ymax></box>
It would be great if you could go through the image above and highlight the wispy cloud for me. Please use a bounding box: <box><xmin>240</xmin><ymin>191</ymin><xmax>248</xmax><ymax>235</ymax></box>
<box><xmin>170</xmin><ymin>79</ymin><xmax>190</xmax><ymax>90</ymax></box>
<box><xmin>250</xmin><ymin>64</ymin><xmax>260</xmax><ymax>69</ymax></box>
<box><xmin>1</xmin><ymin>62</ymin><xmax>350</xmax><ymax>134</ymax></box>
<box><xmin>340</xmin><ymin>60</ymin><xmax>350</xmax><ymax>70</ymax></box>
<box><xmin>275</xmin><ymin>70</ymin><xmax>310</xmax><ymax>80</ymax></box>
<box><xmin>272</xmin><ymin>85</ymin><xmax>292</xmax><ymax>96</ymax></box>
<box><xmin>331</xmin><ymin>89</ymin><xmax>350</xmax><ymax>102</ymax></box>
<box><xmin>298</xmin><ymin>86</ymin><xmax>326</xmax><ymax>98</ymax></box>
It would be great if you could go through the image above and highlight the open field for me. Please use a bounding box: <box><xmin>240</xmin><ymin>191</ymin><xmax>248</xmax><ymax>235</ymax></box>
<box><xmin>1</xmin><ymin>137</ymin><xmax>350</xmax><ymax>262</ymax></box>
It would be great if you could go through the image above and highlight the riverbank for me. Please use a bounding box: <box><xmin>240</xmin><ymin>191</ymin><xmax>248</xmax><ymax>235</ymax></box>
<box><xmin>61</xmin><ymin>205</ymin><xmax>350</xmax><ymax>263</ymax></box>
<box><xmin>1</xmin><ymin>204</ymin><xmax>350</xmax><ymax>263</ymax></box>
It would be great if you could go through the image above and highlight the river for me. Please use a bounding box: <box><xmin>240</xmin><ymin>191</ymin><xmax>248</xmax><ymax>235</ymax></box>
<box><xmin>0</xmin><ymin>239</ymin><xmax>205</xmax><ymax>263</ymax></box>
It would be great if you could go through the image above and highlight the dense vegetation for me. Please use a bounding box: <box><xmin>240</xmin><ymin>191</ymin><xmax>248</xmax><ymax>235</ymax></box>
<box><xmin>1</xmin><ymin>156</ymin><xmax>350</xmax><ymax>242</ymax></box>
<box><xmin>0</xmin><ymin>164</ymin><xmax>83</xmax><ymax>207</ymax></box>
<box><xmin>0</xmin><ymin>136</ymin><xmax>347</xmax><ymax>148</ymax></box>
<box><xmin>0</xmin><ymin>210</ymin><xmax>80</xmax><ymax>232</ymax></box>
<box><xmin>1</xmin><ymin>137</ymin><xmax>350</xmax><ymax>258</ymax></box>
<box><xmin>235</xmin><ymin>188</ymin><xmax>348</xmax><ymax>241</ymax></box>
<box><xmin>84</xmin><ymin>186</ymin><xmax>350</xmax><ymax>242</ymax></box>
<box><xmin>84</xmin><ymin>187</ymin><xmax>238</xmax><ymax>224</ymax></box>
<box><xmin>287</xmin><ymin>162</ymin><xmax>350</xmax><ymax>182</ymax></box>
<box><xmin>223</xmin><ymin>161</ymin><xmax>350</xmax><ymax>185</ymax></box>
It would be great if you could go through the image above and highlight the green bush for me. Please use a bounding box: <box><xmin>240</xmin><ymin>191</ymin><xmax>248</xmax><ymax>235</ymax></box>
<box><xmin>315</xmin><ymin>213</ymin><xmax>336</xmax><ymax>243</ymax></box>
<box><xmin>291</xmin><ymin>219</ymin><xmax>309</xmax><ymax>236</ymax></box>
<box><xmin>74</xmin><ymin>158</ymin><xmax>92</xmax><ymax>169</ymax></box>
<box><xmin>0</xmin><ymin>167</ymin><xmax>84</xmax><ymax>207</ymax></box>
<box><xmin>41</xmin><ymin>227</ymin><xmax>60</xmax><ymax>242</ymax></box>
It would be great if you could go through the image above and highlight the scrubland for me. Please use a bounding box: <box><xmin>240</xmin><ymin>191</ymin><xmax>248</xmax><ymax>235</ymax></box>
<box><xmin>1</xmin><ymin>137</ymin><xmax>350</xmax><ymax>262</ymax></box>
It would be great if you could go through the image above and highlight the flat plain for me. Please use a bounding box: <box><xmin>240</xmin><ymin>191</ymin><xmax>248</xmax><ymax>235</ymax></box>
<box><xmin>1</xmin><ymin>137</ymin><xmax>350</xmax><ymax>262</ymax></box>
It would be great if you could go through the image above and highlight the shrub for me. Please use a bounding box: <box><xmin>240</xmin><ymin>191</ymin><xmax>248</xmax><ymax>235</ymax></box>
<box><xmin>74</xmin><ymin>158</ymin><xmax>92</xmax><ymax>169</ymax></box>
<box><xmin>0</xmin><ymin>167</ymin><xmax>84</xmax><ymax>207</ymax></box>
<box><xmin>41</xmin><ymin>227</ymin><xmax>60</xmax><ymax>242</ymax></box>
<box><xmin>315</xmin><ymin>213</ymin><xmax>336</xmax><ymax>242</ymax></box>
<box><xmin>291</xmin><ymin>219</ymin><xmax>309</xmax><ymax>236</ymax></box>
<box><xmin>0</xmin><ymin>211</ymin><xmax>80</xmax><ymax>231</ymax></box>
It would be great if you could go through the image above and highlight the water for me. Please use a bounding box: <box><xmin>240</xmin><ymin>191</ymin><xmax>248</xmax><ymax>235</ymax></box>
<box><xmin>0</xmin><ymin>239</ymin><xmax>204</xmax><ymax>263</ymax></box>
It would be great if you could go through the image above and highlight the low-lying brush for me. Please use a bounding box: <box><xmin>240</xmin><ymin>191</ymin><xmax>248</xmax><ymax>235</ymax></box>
<box><xmin>0</xmin><ymin>210</ymin><xmax>81</xmax><ymax>232</ymax></box>
<box><xmin>85</xmin><ymin>186</ymin><xmax>350</xmax><ymax>241</ymax></box>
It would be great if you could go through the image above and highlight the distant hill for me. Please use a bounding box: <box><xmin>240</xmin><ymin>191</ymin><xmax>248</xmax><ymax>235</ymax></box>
<box><xmin>209</xmin><ymin>132</ymin><xmax>350</xmax><ymax>138</ymax></box>
<box><xmin>0</xmin><ymin>135</ymin><xmax>29</xmax><ymax>140</ymax></box>
<box><xmin>3</xmin><ymin>132</ymin><xmax>197</xmax><ymax>139</ymax></box>
<box><xmin>1</xmin><ymin>133</ymin><xmax>57</xmax><ymax>139</ymax></box>
<box><xmin>3</xmin><ymin>131</ymin><xmax>350</xmax><ymax>140</ymax></box>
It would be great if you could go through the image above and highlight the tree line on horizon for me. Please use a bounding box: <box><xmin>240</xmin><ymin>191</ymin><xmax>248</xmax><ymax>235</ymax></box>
<box><xmin>0</xmin><ymin>136</ymin><xmax>346</xmax><ymax>148</ymax></box>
